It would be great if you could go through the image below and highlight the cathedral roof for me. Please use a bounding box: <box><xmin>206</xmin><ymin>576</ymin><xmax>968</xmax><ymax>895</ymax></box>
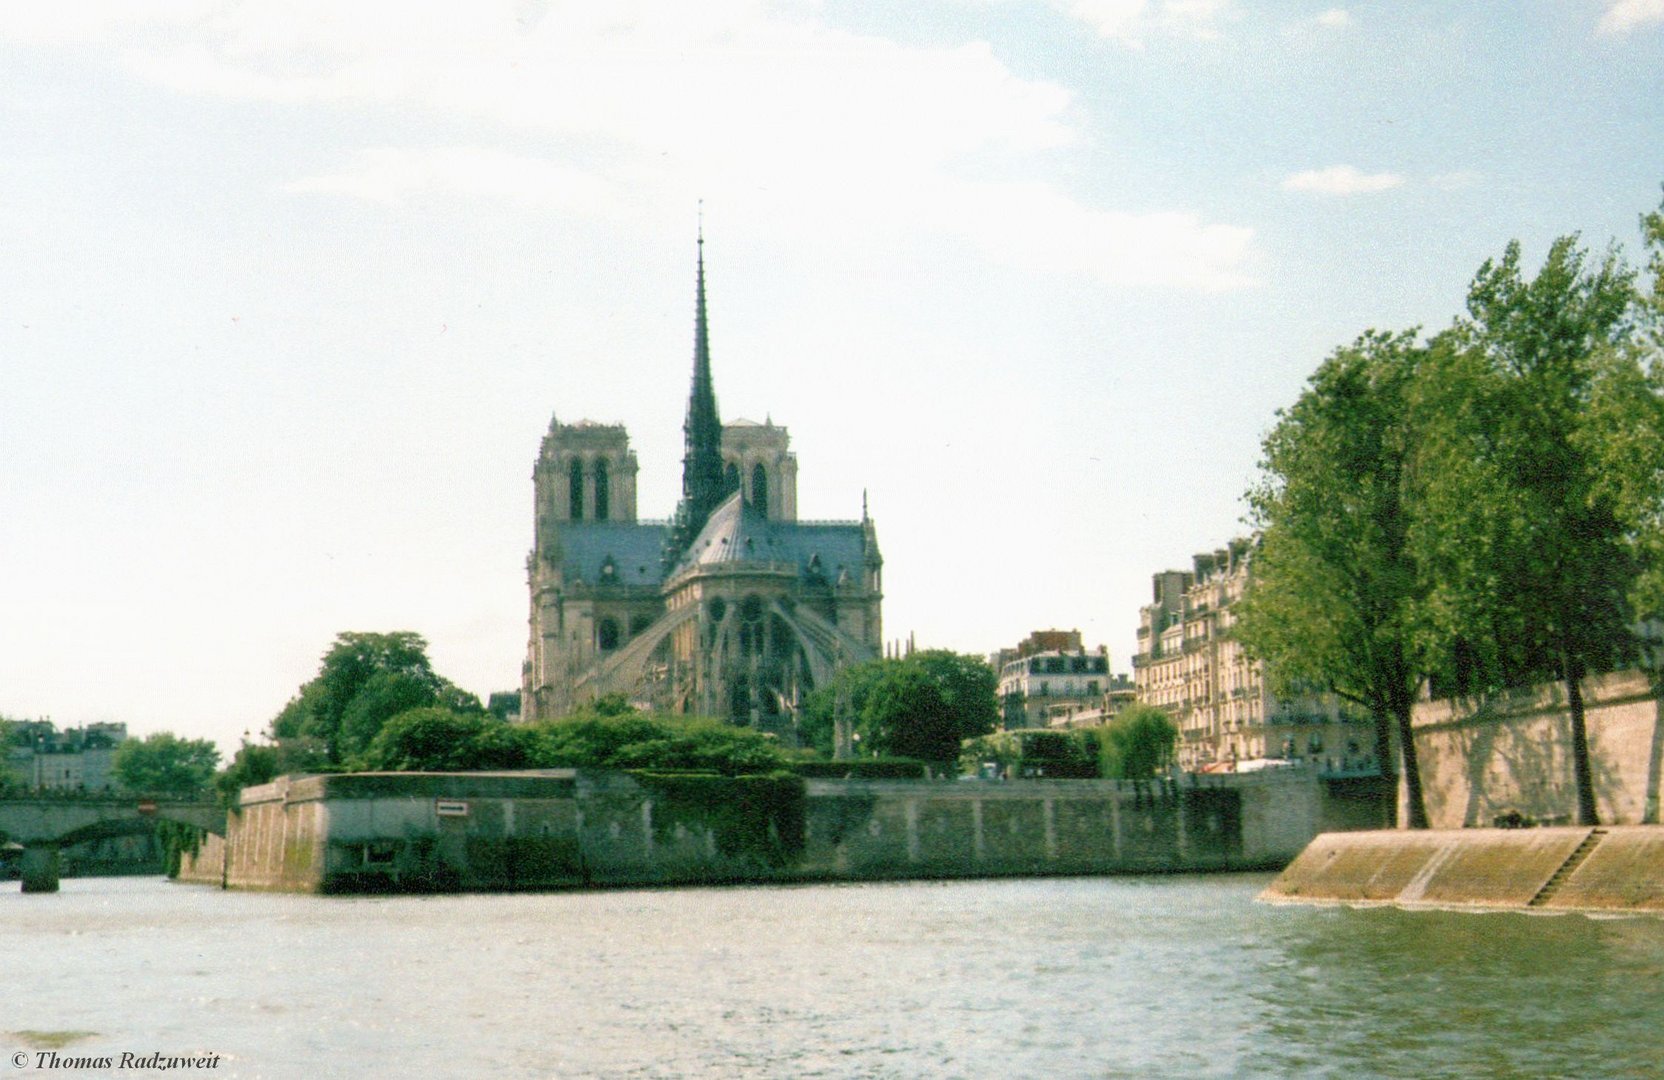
<box><xmin>667</xmin><ymin>492</ymin><xmax>868</xmax><ymax>584</ymax></box>
<box><xmin>557</xmin><ymin>522</ymin><xmax>670</xmax><ymax>587</ymax></box>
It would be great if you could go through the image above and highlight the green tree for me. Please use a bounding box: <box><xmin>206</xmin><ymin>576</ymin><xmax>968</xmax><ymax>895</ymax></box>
<box><xmin>0</xmin><ymin>719</ymin><xmax>18</xmax><ymax>793</ymax></box>
<box><xmin>359</xmin><ymin>708</ymin><xmax>533</xmax><ymax>773</ymax></box>
<box><xmin>806</xmin><ymin>651</ymin><xmax>997</xmax><ymax>764</ymax></box>
<box><xmin>1418</xmin><ymin>232</ymin><xmax>1664</xmax><ymax>825</ymax></box>
<box><xmin>859</xmin><ymin>662</ymin><xmax>957</xmax><ymax>764</ymax></box>
<box><xmin>268</xmin><ymin>631</ymin><xmax>481</xmax><ymax>764</ymax></box>
<box><xmin>1236</xmin><ymin>329</ymin><xmax>1437</xmax><ymax>827</ymax></box>
<box><xmin>909</xmin><ymin>650</ymin><xmax>1000</xmax><ymax>741</ymax></box>
<box><xmin>527</xmin><ymin>706</ymin><xmax>790</xmax><ymax>775</ymax></box>
<box><xmin>799</xmin><ymin>661</ymin><xmax>890</xmax><ymax>757</ymax></box>
<box><xmin>214</xmin><ymin>741</ymin><xmax>279</xmax><ymax>804</ymax></box>
<box><xmin>1617</xmin><ymin>196</ymin><xmax>1664</xmax><ymax>622</ymax></box>
<box><xmin>960</xmin><ymin>730</ymin><xmax>1076</xmax><ymax>778</ymax></box>
<box><xmin>959</xmin><ymin>730</ymin><xmax>1020</xmax><ymax>777</ymax></box>
<box><xmin>112</xmin><ymin>733</ymin><xmax>220</xmax><ymax>795</ymax></box>
<box><xmin>851</xmin><ymin>648</ymin><xmax>991</xmax><ymax>765</ymax></box>
<box><xmin>1096</xmin><ymin>705</ymin><xmax>1178</xmax><ymax>781</ymax></box>
<box><xmin>338</xmin><ymin>670</ymin><xmax>444</xmax><ymax>760</ymax></box>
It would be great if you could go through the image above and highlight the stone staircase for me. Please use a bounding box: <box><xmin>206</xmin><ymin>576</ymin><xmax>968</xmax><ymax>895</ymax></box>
<box><xmin>1527</xmin><ymin>827</ymin><xmax>1607</xmax><ymax>907</ymax></box>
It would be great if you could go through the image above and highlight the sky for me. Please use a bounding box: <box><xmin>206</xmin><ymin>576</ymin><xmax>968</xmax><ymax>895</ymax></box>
<box><xmin>1</xmin><ymin>1</ymin><xmax>1661</xmax><ymax>756</ymax></box>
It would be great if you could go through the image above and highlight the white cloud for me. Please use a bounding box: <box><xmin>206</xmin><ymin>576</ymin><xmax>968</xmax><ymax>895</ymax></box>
<box><xmin>10</xmin><ymin>0</ymin><xmax>1256</xmax><ymax>291</ymax></box>
<box><xmin>1598</xmin><ymin>0</ymin><xmax>1664</xmax><ymax>34</ymax></box>
<box><xmin>0</xmin><ymin>1</ymin><xmax>218</xmax><ymax>46</ymax></box>
<box><xmin>922</xmin><ymin>180</ymin><xmax>1257</xmax><ymax>290</ymax></box>
<box><xmin>285</xmin><ymin>147</ymin><xmax>616</xmax><ymax>212</ymax></box>
<box><xmin>1281</xmin><ymin>165</ymin><xmax>1404</xmax><ymax>196</ymax></box>
<box><xmin>1059</xmin><ymin>0</ymin><xmax>1233</xmax><ymax>45</ymax></box>
<box><xmin>1314</xmin><ymin>8</ymin><xmax>1350</xmax><ymax>29</ymax></box>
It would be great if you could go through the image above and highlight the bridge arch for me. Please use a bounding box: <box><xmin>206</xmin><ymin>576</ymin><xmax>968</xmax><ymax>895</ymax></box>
<box><xmin>0</xmin><ymin>797</ymin><xmax>224</xmax><ymax>894</ymax></box>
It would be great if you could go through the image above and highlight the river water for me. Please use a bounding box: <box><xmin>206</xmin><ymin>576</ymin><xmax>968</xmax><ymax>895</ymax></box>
<box><xmin>4</xmin><ymin>874</ymin><xmax>1662</xmax><ymax>1079</ymax></box>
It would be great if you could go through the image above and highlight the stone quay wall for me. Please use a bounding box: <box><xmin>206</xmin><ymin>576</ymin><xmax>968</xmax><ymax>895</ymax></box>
<box><xmin>176</xmin><ymin>767</ymin><xmax>1387</xmax><ymax>894</ymax></box>
<box><xmin>1409</xmin><ymin>669</ymin><xmax>1664</xmax><ymax>829</ymax></box>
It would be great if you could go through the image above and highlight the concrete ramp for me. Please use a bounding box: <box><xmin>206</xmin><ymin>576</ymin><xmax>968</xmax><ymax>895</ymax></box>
<box><xmin>1260</xmin><ymin>827</ymin><xmax>1646</xmax><ymax>911</ymax></box>
<box><xmin>1264</xmin><ymin>830</ymin><xmax>1456</xmax><ymax>903</ymax></box>
<box><xmin>1544</xmin><ymin>828</ymin><xmax>1664</xmax><ymax>912</ymax></box>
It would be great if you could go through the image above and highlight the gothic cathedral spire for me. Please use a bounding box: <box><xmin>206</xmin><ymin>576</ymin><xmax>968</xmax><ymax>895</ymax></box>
<box><xmin>664</xmin><ymin>223</ymin><xmax>732</xmax><ymax>569</ymax></box>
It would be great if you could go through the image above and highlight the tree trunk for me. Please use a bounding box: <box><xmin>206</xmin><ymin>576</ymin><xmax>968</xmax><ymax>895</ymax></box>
<box><xmin>1391</xmin><ymin>685</ymin><xmax>1429</xmax><ymax>829</ymax></box>
<box><xmin>1565</xmin><ymin>657</ymin><xmax>1599</xmax><ymax>826</ymax></box>
<box><xmin>1371</xmin><ymin>704</ymin><xmax>1398</xmax><ymax>828</ymax></box>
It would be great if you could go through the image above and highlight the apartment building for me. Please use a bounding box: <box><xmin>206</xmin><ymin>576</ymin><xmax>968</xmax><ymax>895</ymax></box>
<box><xmin>991</xmin><ymin>630</ymin><xmax>1118</xmax><ymax>730</ymax></box>
<box><xmin>1132</xmin><ymin>540</ymin><xmax>1375</xmax><ymax>773</ymax></box>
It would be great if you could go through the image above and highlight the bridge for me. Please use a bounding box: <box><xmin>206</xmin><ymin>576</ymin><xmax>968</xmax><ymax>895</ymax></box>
<box><xmin>0</xmin><ymin>796</ymin><xmax>226</xmax><ymax>893</ymax></box>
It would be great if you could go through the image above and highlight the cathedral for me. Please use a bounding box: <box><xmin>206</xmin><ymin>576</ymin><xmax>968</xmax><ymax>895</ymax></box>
<box><xmin>521</xmin><ymin>235</ymin><xmax>884</xmax><ymax>735</ymax></box>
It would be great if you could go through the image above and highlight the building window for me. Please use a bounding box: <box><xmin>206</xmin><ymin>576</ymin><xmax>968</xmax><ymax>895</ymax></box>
<box><xmin>598</xmin><ymin>617</ymin><xmax>621</xmax><ymax>651</ymax></box>
<box><xmin>568</xmin><ymin>458</ymin><xmax>584</xmax><ymax>520</ymax></box>
<box><xmin>594</xmin><ymin>458</ymin><xmax>610</xmax><ymax>521</ymax></box>
<box><xmin>751</xmin><ymin>463</ymin><xmax>769</xmax><ymax>519</ymax></box>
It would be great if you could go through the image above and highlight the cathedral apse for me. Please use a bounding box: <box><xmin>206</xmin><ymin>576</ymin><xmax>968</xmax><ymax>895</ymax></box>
<box><xmin>522</xmin><ymin>235</ymin><xmax>882</xmax><ymax>738</ymax></box>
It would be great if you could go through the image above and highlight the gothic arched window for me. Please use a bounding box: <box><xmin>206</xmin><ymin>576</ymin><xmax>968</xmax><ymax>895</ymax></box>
<box><xmin>724</xmin><ymin>462</ymin><xmax>740</xmax><ymax>496</ymax></box>
<box><xmin>751</xmin><ymin>463</ymin><xmax>769</xmax><ymax>519</ymax></box>
<box><xmin>568</xmin><ymin>458</ymin><xmax>584</xmax><ymax>520</ymax></box>
<box><xmin>594</xmin><ymin>458</ymin><xmax>611</xmax><ymax>521</ymax></box>
<box><xmin>598</xmin><ymin>617</ymin><xmax>621</xmax><ymax>651</ymax></box>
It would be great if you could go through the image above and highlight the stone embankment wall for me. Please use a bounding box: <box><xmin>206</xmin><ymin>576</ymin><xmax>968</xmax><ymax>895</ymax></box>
<box><xmin>1261</xmin><ymin>826</ymin><xmax>1664</xmax><ymax>913</ymax></box>
<box><xmin>177</xmin><ymin>767</ymin><xmax>1386</xmax><ymax>894</ymax></box>
<box><xmin>1409</xmin><ymin>669</ymin><xmax>1664</xmax><ymax>829</ymax></box>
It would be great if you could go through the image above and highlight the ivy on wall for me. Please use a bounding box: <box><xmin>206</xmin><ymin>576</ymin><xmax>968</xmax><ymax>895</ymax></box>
<box><xmin>631</xmin><ymin>771</ymin><xmax>806</xmax><ymax>867</ymax></box>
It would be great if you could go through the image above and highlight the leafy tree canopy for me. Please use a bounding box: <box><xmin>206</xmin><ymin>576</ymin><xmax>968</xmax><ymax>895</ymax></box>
<box><xmin>350</xmin><ymin>698</ymin><xmax>794</xmax><ymax>776</ymax></box>
<box><xmin>802</xmin><ymin>650</ymin><xmax>998</xmax><ymax>764</ymax></box>
<box><xmin>359</xmin><ymin>708</ymin><xmax>533</xmax><ymax>773</ymax></box>
<box><xmin>1238</xmin><ymin>190</ymin><xmax>1664</xmax><ymax>827</ymax></box>
<box><xmin>799</xmin><ymin>661</ymin><xmax>889</xmax><ymax>757</ymax></box>
<box><xmin>213</xmin><ymin>737</ymin><xmax>332</xmax><ymax>804</ymax></box>
<box><xmin>1097</xmin><ymin>705</ymin><xmax>1178</xmax><ymax>781</ymax></box>
<box><xmin>1236</xmin><ymin>329</ymin><xmax>1436</xmax><ymax>824</ymax></box>
<box><xmin>960</xmin><ymin>728</ymin><xmax>1099</xmax><ymax>778</ymax></box>
<box><xmin>112</xmin><ymin>732</ymin><xmax>220</xmax><ymax>796</ymax></box>
<box><xmin>527</xmin><ymin>702</ymin><xmax>791</xmax><ymax>776</ymax></box>
<box><xmin>214</xmin><ymin>741</ymin><xmax>281</xmax><ymax>804</ymax></box>
<box><xmin>1416</xmin><ymin>225</ymin><xmax>1664</xmax><ymax>824</ymax></box>
<box><xmin>266</xmin><ymin>631</ymin><xmax>482</xmax><ymax>764</ymax></box>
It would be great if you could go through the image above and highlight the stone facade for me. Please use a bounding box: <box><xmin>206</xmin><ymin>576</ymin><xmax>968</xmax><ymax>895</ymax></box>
<box><xmin>5</xmin><ymin>722</ymin><xmax>127</xmax><ymax>793</ymax></box>
<box><xmin>1408</xmin><ymin>668</ymin><xmax>1664</xmax><ymax>828</ymax></box>
<box><xmin>1043</xmin><ymin>675</ymin><xmax>1137</xmax><ymax>730</ymax></box>
<box><xmin>991</xmin><ymin>632</ymin><xmax>1111</xmax><ymax>732</ymax></box>
<box><xmin>1133</xmin><ymin>540</ymin><xmax>1375</xmax><ymax>773</ymax></box>
<box><xmin>522</xmin><ymin>240</ymin><xmax>882</xmax><ymax>734</ymax></box>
